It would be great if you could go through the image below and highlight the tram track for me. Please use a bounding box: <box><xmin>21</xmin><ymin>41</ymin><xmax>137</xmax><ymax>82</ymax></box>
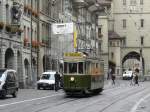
<box><xmin>99</xmin><ymin>87</ymin><xmax>148</xmax><ymax>112</ymax></box>
<box><xmin>33</xmin><ymin>84</ymin><xmax>147</xmax><ymax>112</ymax></box>
<box><xmin>75</xmin><ymin>86</ymin><xmax>148</xmax><ymax>112</ymax></box>
<box><xmin>28</xmin><ymin>83</ymin><xmax>145</xmax><ymax>112</ymax></box>
<box><xmin>0</xmin><ymin>81</ymin><xmax>148</xmax><ymax>112</ymax></box>
<box><xmin>33</xmin><ymin>82</ymin><xmax>126</xmax><ymax>112</ymax></box>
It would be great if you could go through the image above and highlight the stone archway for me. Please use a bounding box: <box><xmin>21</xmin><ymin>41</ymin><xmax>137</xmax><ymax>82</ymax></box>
<box><xmin>24</xmin><ymin>58</ymin><xmax>31</xmax><ymax>88</ymax></box>
<box><xmin>5</xmin><ymin>48</ymin><xmax>14</xmax><ymax>69</ymax></box>
<box><xmin>122</xmin><ymin>51</ymin><xmax>144</xmax><ymax>73</ymax></box>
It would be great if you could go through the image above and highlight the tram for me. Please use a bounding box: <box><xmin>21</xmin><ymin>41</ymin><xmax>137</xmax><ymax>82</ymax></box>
<box><xmin>63</xmin><ymin>52</ymin><xmax>104</xmax><ymax>95</ymax></box>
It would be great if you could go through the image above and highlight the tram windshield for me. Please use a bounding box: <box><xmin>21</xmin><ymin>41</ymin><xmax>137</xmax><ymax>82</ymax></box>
<box><xmin>69</xmin><ymin>63</ymin><xmax>77</xmax><ymax>73</ymax></box>
<box><xmin>64</xmin><ymin>62</ymin><xmax>84</xmax><ymax>74</ymax></box>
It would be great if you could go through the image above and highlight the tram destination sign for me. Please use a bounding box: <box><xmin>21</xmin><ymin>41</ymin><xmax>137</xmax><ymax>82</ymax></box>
<box><xmin>64</xmin><ymin>52</ymin><xmax>82</xmax><ymax>57</ymax></box>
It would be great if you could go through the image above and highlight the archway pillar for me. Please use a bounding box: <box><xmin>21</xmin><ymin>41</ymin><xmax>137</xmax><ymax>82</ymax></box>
<box><xmin>14</xmin><ymin>50</ymin><xmax>18</xmax><ymax>71</ymax></box>
<box><xmin>1</xmin><ymin>49</ymin><xmax>5</xmax><ymax>68</ymax></box>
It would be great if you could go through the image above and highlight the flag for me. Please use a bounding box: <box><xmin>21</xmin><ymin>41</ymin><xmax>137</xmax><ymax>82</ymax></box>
<box><xmin>74</xmin><ymin>29</ymin><xmax>77</xmax><ymax>48</ymax></box>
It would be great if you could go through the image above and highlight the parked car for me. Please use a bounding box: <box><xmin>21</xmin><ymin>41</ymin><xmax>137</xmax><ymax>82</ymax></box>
<box><xmin>0</xmin><ymin>69</ymin><xmax>18</xmax><ymax>98</ymax></box>
<box><xmin>122</xmin><ymin>70</ymin><xmax>133</xmax><ymax>80</ymax></box>
<box><xmin>37</xmin><ymin>71</ymin><xmax>62</xmax><ymax>90</ymax></box>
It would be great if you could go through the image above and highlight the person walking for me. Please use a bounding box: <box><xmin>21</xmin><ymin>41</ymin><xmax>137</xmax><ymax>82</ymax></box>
<box><xmin>54</xmin><ymin>71</ymin><xmax>60</xmax><ymax>91</ymax></box>
<box><xmin>107</xmin><ymin>68</ymin><xmax>112</xmax><ymax>80</ymax></box>
<box><xmin>130</xmin><ymin>72</ymin><xmax>134</xmax><ymax>86</ymax></box>
<box><xmin>134</xmin><ymin>73</ymin><xmax>139</xmax><ymax>86</ymax></box>
<box><xmin>134</xmin><ymin>69</ymin><xmax>139</xmax><ymax>86</ymax></box>
<box><xmin>111</xmin><ymin>74</ymin><xmax>116</xmax><ymax>85</ymax></box>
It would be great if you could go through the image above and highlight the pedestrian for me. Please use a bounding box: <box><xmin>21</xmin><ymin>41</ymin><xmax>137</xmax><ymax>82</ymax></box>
<box><xmin>54</xmin><ymin>71</ymin><xmax>60</xmax><ymax>91</ymax></box>
<box><xmin>107</xmin><ymin>68</ymin><xmax>112</xmax><ymax>80</ymax></box>
<box><xmin>134</xmin><ymin>73</ymin><xmax>139</xmax><ymax>86</ymax></box>
<box><xmin>111</xmin><ymin>74</ymin><xmax>116</xmax><ymax>85</ymax></box>
<box><xmin>133</xmin><ymin>68</ymin><xmax>139</xmax><ymax>86</ymax></box>
<box><xmin>130</xmin><ymin>72</ymin><xmax>134</xmax><ymax>86</ymax></box>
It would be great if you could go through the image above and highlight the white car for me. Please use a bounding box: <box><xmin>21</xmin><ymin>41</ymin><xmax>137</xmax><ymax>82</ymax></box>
<box><xmin>122</xmin><ymin>70</ymin><xmax>133</xmax><ymax>80</ymax></box>
<box><xmin>37</xmin><ymin>71</ymin><xmax>62</xmax><ymax>90</ymax></box>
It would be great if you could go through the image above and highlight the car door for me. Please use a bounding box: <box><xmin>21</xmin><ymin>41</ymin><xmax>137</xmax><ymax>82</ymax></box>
<box><xmin>6</xmin><ymin>72</ymin><xmax>16</xmax><ymax>94</ymax></box>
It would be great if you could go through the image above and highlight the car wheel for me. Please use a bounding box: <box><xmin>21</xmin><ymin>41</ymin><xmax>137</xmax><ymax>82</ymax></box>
<box><xmin>1</xmin><ymin>94</ymin><xmax>6</xmax><ymax>99</ymax></box>
<box><xmin>37</xmin><ymin>85</ymin><xmax>40</xmax><ymax>90</ymax></box>
<box><xmin>12</xmin><ymin>90</ymin><xmax>18</xmax><ymax>98</ymax></box>
<box><xmin>51</xmin><ymin>85</ymin><xmax>55</xmax><ymax>90</ymax></box>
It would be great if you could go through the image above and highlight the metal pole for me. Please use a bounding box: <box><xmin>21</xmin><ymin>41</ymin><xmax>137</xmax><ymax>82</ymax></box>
<box><xmin>37</xmin><ymin>0</ymin><xmax>39</xmax><ymax>80</ymax></box>
<box><xmin>30</xmin><ymin>0</ymin><xmax>33</xmax><ymax>87</ymax></box>
<box><xmin>140</xmin><ymin>47</ymin><xmax>144</xmax><ymax>81</ymax></box>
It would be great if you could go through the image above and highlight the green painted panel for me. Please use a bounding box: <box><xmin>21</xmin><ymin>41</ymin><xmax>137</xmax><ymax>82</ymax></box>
<box><xmin>63</xmin><ymin>75</ymin><xmax>91</xmax><ymax>90</ymax></box>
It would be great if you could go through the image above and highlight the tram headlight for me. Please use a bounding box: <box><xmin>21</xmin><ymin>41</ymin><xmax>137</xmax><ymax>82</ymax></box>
<box><xmin>70</xmin><ymin>77</ymin><xmax>75</xmax><ymax>81</ymax></box>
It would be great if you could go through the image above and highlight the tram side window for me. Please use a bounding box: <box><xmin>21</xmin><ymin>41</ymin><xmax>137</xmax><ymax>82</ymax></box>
<box><xmin>69</xmin><ymin>63</ymin><xmax>77</xmax><ymax>73</ymax></box>
<box><xmin>64</xmin><ymin>62</ymin><xmax>68</xmax><ymax>73</ymax></box>
<box><xmin>85</xmin><ymin>61</ymin><xmax>90</xmax><ymax>74</ymax></box>
<box><xmin>78</xmin><ymin>62</ymin><xmax>83</xmax><ymax>74</ymax></box>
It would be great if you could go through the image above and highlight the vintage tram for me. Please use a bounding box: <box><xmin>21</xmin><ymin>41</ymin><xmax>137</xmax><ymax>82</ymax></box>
<box><xmin>63</xmin><ymin>52</ymin><xmax>104</xmax><ymax>95</ymax></box>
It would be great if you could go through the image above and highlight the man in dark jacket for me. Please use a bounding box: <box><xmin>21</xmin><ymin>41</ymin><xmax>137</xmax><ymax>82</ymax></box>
<box><xmin>111</xmin><ymin>74</ymin><xmax>116</xmax><ymax>85</ymax></box>
<box><xmin>54</xmin><ymin>72</ymin><xmax>60</xmax><ymax>91</ymax></box>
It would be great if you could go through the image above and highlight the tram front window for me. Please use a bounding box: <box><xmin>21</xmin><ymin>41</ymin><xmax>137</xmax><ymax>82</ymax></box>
<box><xmin>69</xmin><ymin>63</ymin><xmax>77</xmax><ymax>73</ymax></box>
<box><xmin>78</xmin><ymin>62</ymin><xmax>83</xmax><ymax>74</ymax></box>
<box><xmin>64</xmin><ymin>62</ymin><xmax>67</xmax><ymax>73</ymax></box>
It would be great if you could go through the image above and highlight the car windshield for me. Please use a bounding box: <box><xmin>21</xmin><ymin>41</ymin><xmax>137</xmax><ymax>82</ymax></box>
<box><xmin>125</xmin><ymin>71</ymin><xmax>132</xmax><ymax>74</ymax></box>
<box><xmin>41</xmin><ymin>74</ymin><xmax>54</xmax><ymax>80</ymax></box>
<box><xmin>0</xmin><ymin>70</ymin><xmax>5</xmax><ymax>80</ymax></box>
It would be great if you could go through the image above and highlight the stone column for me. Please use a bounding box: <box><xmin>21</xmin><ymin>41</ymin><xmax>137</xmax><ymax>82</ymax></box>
<box><xmin>1</xmin><ymin>48</ymin><xmax>5</xmax><ymax>68</ymax></box>
<box><xmin>14</xmin><ymin>50</ymin><xmax>18</xmax><ymax>71</ymax></box>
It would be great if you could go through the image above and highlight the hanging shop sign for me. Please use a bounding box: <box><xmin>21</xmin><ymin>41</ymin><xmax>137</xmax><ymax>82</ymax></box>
<box><xmin>52</xmin><ymin>23</ymin><xmax>74</xmax><ymax>35</ymax></box>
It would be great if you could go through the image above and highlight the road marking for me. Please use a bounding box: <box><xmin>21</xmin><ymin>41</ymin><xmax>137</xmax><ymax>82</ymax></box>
<box><xmin>130</xmin><ymin>93</ymin><xmax>150</xmax><ymax>112</ymax></box>
<box><xmin>0</xmin><ymin>93</ymin><xmax>63</xmax><ymax>107</ymax></box>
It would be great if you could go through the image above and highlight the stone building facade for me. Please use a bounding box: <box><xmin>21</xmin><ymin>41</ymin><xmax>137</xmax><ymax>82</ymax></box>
<box><xmin>107</xmin><ymin>0</ymin><xmax>150</xmax><ymax>78</ymax></box>
<box><xmin>0</xmin><ymin>0</ymin><xmax>106</xmax><ymax>88</ymax></box>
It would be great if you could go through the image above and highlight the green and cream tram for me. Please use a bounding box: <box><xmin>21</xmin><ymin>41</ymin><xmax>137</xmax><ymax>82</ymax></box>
<box><xmin>63</xmin><ymin>52</ymin><xmax>104</xmax><ymax>95</ymax></box>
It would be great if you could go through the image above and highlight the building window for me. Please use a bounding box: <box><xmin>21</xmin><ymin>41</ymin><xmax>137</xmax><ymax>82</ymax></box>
<box><xmin>110</xmin><ymin>41</ymin><xmax>112</xmax><ymax>46</ymax></box>
<box><xmin>123</xmin><ymin>0</ymin><xmax>126</xmax><ymax>5</ymax></box>
<box><xmin>130</xmin><ymin>0</ymin><xmax>136</xmax><ymax>5</ymax></box>
<box><xmin>6</xmin><ymin>4</ymin><xmax>9</xmax><ymax>24</ymax></box>
<box><xmin>141</xmin><ymin>36</ymin><xmax>144</xmax><ymax>46</ymax></box>
<box><xmin>122</xmin><ymin>37</ymin><xmax>126</xmax><ymax>47</ymax></box>
<box><xmin>141</xmin><ymin>19</ymin><xmax>144</xmax><ymax>28</ymax></box>
<box><xmin>24</xmin><ymin>26</ymin><xmax>26</xmax><ymax>38</ymax></box>
<box><xmin>117</xmin><ymin>41</ymin><xmax>120</xmax><ymax>46</ymax></box>
<box><xmin>140</xmin><ymin>0</ymin><xmax>143</xmax><ymax>5</ymax></box>
<box><xmin>123</xmin><ymin>19</ymin><xmax>126</xmax><ymax>28</ymax></box>
<box><xmin>111</xmin><ymin>52</ymin><xmax>114</xmax><ymax>59</ymax></box>
<box><xmin>27</xmin><ymin>27</ymin><xmax>30</xmax><ymax>39</ymax></box>
<box><xmin>112</xmin><ymin>42</ymin><xmax>115</xmax><ymax>46</ymax></box>
<box><xmin>98</xmin><ymin>27</ymin><xmax>102</xmax><ymax>38</ymax></box>
<box><xmin>98</xmin><ymin>43</ymin><xmax>101</xmax><ymax>52</ymax></box>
